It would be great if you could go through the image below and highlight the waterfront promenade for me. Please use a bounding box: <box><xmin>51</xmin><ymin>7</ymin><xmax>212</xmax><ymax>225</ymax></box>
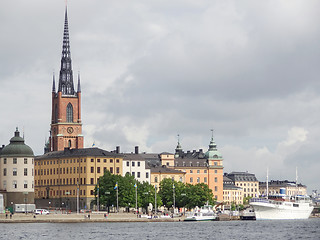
<box><xmin>0</xmin><ymin>212</ymin><xmax>183</xmax><ymax>223</ymax></box>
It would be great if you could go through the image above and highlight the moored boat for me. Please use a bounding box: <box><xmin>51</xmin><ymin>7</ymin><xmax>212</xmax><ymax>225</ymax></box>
<box><xmin>184</xmin><ymin>205</ymin><xmax>217</xmax><ymax>221</ymax></box>
<box><xmin>250</xmin><ymin>194</ymin><xmax>314</xmax><ymax>220</ymax></box>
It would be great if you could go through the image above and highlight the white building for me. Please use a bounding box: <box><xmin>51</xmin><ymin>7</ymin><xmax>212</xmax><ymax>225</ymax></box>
<box><xmin>0</xmin><ymin>128</ymin><xmax>34</xmax><ymax>208</ymax></box>
<box><xmin>122</xmin><ymin>147</ymin><xmax>151</xmax><ymax>183</ymax></box>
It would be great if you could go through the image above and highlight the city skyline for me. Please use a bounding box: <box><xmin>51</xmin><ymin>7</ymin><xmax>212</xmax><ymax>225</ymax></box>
<box><xmin>1</xmin><ymin>0</ymin><xmax>320</xmax><ymax>192</ymax></box>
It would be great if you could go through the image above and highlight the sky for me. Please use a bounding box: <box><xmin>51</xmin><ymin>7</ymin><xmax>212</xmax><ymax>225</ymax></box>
<box><xmin>1</xmin><ymin>0</ymin><xmax>320</xmax><ymax>193</ymax></box>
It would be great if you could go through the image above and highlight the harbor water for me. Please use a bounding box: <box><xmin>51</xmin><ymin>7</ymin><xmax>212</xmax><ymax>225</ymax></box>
<box><xmin>1</xmin><ymin>218</ymin><xmax>319</xmax><ymax>240</ymax></box>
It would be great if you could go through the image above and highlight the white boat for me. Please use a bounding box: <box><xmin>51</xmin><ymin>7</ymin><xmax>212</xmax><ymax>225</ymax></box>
<box><xmin>250</xmin><ymin>195</ymin><xmax>314</xmax><ymax>220</ymax></box>
<box><xmin>184</xmin><ymin>205</ymin><xmax>217</xmax><ymax>221</ymax></box>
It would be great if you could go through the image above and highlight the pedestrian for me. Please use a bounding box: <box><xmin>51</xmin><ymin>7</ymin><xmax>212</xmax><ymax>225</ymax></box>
<box><xmin>10</xmin><ymin>214</ymin><xmax>12</xmax><ymax>219</ymax></box>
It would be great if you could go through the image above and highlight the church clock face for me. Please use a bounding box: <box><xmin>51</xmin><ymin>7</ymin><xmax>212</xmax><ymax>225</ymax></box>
<box><xmin>67</xmin><ymin>127</ymin><xmax>74</xmax><ymax>134</ymax></box>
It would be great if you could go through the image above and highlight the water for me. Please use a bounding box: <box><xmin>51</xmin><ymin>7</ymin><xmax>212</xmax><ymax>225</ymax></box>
<box><xmin>1</xmin><ymin>218</ymin><xmax>319</xmax><ymax>240</ymax></box>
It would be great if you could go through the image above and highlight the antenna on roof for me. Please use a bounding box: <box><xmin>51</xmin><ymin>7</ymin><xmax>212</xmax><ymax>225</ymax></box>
<box><xmin>210</xmin><ymin>129</ymin><xmax>214</xmax><ymax>138</ymax></box>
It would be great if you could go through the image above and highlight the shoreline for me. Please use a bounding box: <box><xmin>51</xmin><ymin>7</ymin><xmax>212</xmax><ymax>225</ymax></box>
<box><xmin>0</xmin><ymin>212</ymin><xmax>183</xmax><ymax>223</ymax></box>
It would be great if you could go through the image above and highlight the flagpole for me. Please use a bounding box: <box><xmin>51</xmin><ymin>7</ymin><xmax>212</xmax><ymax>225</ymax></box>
<box><xmin>116</xmin><ymin>184</ymin><xmax>119</xmax><ymax>213</ymax></box>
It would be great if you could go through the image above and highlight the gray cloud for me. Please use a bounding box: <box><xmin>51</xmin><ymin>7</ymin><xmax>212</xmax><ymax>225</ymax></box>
<box><xmin>1</xmin><ymin>0</ymin><xmax>320</xmax><ymax>192</ymax></box>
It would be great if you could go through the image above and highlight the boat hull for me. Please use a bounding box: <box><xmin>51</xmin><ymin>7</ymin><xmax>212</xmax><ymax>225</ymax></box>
<box><xmin>250</xmin><ymin>201</ymin><xmax>313</xmax><ymax>220</ymax></box>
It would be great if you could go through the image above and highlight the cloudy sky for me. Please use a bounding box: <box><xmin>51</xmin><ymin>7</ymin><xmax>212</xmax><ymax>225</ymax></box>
<box><xmin>1</xmin><ymin>0</ymin><xmax>320</xmax><ymax>193</ymax></box>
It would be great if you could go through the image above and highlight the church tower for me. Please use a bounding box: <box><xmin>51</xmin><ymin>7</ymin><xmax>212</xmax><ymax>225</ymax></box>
<box><xmin>49</xmin><ymin>7</ymin><xmax>84</xmax><ymax>152</ymax></box>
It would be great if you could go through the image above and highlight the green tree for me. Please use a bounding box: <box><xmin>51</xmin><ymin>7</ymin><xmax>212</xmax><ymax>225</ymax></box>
<box><xmin>185</xmin><ymin>183</ymin><xmax>215</xmax><ymax>209</ymax></box>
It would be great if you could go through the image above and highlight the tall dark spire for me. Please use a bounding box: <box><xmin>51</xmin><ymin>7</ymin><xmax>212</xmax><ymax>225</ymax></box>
<box><xmin>77</xmin><ymin>72</ymin><xmax>81</xmax><ymax>92</ymax></box>
<box><xmin>58</xmin><ymin>7</ymin><xmax>75</xmax><ymax>95</ymax></box>
<box><xmin>52</xmin><ymin>72</ymin><xmax>56</xmax><ymax>92</ymax></box>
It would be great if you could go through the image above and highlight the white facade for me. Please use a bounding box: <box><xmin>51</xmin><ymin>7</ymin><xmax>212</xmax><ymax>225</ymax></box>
<box><xmin>122</xmin><ymin>157</ymin><xmax>150</xmax><ymax>183</ymax></box>
<box><xmin>0</xmin><ymin>156</ymin><xmax>34</xmax><ymax>193</ymax></box>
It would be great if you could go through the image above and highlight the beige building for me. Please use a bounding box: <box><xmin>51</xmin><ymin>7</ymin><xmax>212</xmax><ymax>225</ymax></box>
<box><xmin>223</xmin><ymin>175</ymin><xmax>243</xmax><ymax>206</ymax></box>
<box><xmin>0</xmin><ymin>128</ymin><xmax>35</xmax><ymax>208</ymax></box>
<box><xmin>34</xmin><ymin>147</ymin><xmax>123</xmax><ymax>210</ymax></box>
<box><xmin>259</xmin><ymin>180</ymin><xmax>307</xmax><ymax>196</ymax></box>
<box><xmin>226</xmin><ymin>172</ymin><xmax>259</xmax><ymax>198</ymax></box>
<box><xmin>150</xmin><ymin>166</ymin><xmax>186</xmax><ymax>187</ymax></box>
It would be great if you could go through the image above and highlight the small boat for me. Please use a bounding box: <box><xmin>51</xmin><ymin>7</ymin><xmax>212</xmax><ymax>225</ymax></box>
<box><xmin>184</xmin><ymin>205</ymin><xmax>217</xmax><ymax>221</ymax></box>
<box><xmin>240</xmin><ymin>207</ymin><xmax>256</xmax><ymax>220</ymax></box>
<box><xmin>250</xmin><ymin>194</ymin><xmax>314</xmax><ymax>220</ymax></box>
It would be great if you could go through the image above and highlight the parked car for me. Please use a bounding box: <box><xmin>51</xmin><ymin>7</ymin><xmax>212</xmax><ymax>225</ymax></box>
<box><xmin>34</xmin><ymin>209</ymin><xmax>50</xmax><ymax>215</ymax></box>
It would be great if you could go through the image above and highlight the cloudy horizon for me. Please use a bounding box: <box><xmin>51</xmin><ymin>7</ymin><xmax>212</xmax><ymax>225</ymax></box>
<box><xmin>1</xmin><ymin>0</ymin><xmax>320</xmax><ymax>193</ymax></box>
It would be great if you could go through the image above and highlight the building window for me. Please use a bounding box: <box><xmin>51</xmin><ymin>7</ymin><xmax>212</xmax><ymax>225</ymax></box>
<box><xmin>197</xmin><ymin>177</ymin><xmax>200</xmax><ymax>183</ymax></box>
<box><xmin>3</xmin><ymin>180</ymin><xmax>6</xmax><ymax>190</ymax></box>
<box><xmin>138</xmin><ymin>162</ymin><xmax>140</xmax><ymax>167</ymax></box>
<box><xmin>146</xmin><ymin>172</ymin><xmax>149</xmax><ymax>178</ymax></box>
<box><xmin>190</xmin><ymin>177</ymin><xmax>193</xmax><ymax>183</ymax></box>
<box><xmin>132</xmin><ymin>172</ymin><xmax>135</xmax><ymax>177</ymax></box>
<box><xmin>97</xmin><ymin>167</ymin><xmax>100</xmax><ymax>173</ymax></box>
<box><xmin>190</xmin><ymin>170</ymin><xmax>193</xmax><ymax>173</ymax></box>
<box><xmin>110</xmin><ymin>167</ymin><xmax>113</xmax><ymax>174</ymax></box>
<box><xmin>103</xmin><ymin>159</ymin><xmax>106</xmax><ymax>163</ymax></box>
<box><xmin>179</xmin><ymin>177</ymin><xmax>183</xmax><ymax>182</ymax></box>
<box><xmin>110</xmin><ymin>159</ymin><xmax>113</xmax><ymax>163</ymax></box>
<box><xmin>3</xmin><ymin>158</ymin><xmax>7</xmax><ymax>164</ymax></box>
<box><xmin>24</xmin><ymin>158</ymin><xmax>27</xmax><ymax>164</ymax></box>
<box><xmin>137</xmin><ymin>172</ymin><xmax>140</xmax><ymax>178</ymax></box>
<box><xmin>24</xmin><ymin>168</ymin><xmax>28</xmax><ymax>176</ymax></box>
<box><xmin>116</xmin><ymin>159</ymin><xmax>119</xmax><ymax>163</ymax></box>
<box><xmin>91</xmin><ymin>159</ymin><xmax>94</xmax><ymax>162</ymax></box>
<box><xmin>97</xmin><ymin>159</ymin><xmax>100</xmax><ymax>162</ymax></box>
<box><xmin>214</xmin><ymin>170</ymin><xmax>217</xmax><ymax>173</ymax></box>
<box><xmin>66</xmin><ymin>103</ymin><xmax>73</xmax><ymax>122</ymax></box>
<box><xmin>13</xmin><ymin>158</ymin><xmax>17</xmax><ymax>164</ymax></box>
<box><xmin>3</xmin><ymin>168</ymin><xmax>6</xmax><ymax>176</ymax></box>
<box><xmin>91</xmin><ymin>167</ymin><xmax>94</xmax><ymax>173</ymax></box>
<box><xmin>197</xmin><ymin>170</ymin><xmax>200</xmax><ymax>173</ymax></box>
<box><xmin>204</xmin><ymin>177</ymin><xmax>207</xmax><ymax>183</ymax></box>
<box><xmin>90</xmin><ymin>178</ymin><xmax>94</xmax><ymax>184</ymax></box>
<box><xmin>13</xmin><ymin>180</ymin><xmax>17</xmax><ymax>189</ymax></box>
<box><xmin>116</xmin><ymin>167</ymin><xmax>119</xmax><ymax>174</ymax></box>
<box><xmin>24</xmin><ymin>181</ymin><xmax>28</xmax><ymax>188</ymax></box>
<box><xmin>215</xmin><ymin>186</ymin><xmax>218</xmax><ymax>192</ymax></box>
<box><xmin>126</xmin><ymin>161</ymin><xmax>129</xmax><ymax>167</ymax></box>
<box><xmin>155</xmin><ymin>177</ymin><xmax>158</xmax><ymax>183</ymax></box>
<box><xmin>215</xmin><ymin>177</ymin><xmax>217</xmax><ymax>183</ymax></box>
<box><xmin>132</xmin><ymin>162</ymin><xmax>135</xmax><ymax>167</ymax></box>
<box><xmin>90</xmin><ymin>190</ymin><xmax>94</xmax><ymax>196</ymax></box>
<box><xmin>204</xmin><ymin>170</ymin><xmax>207</xmax><ymax>173</ymax></box>
<box><xmin>13</xmin><ymin>168</ymin><xmax>17</xmax><ymax>176</ymax></box>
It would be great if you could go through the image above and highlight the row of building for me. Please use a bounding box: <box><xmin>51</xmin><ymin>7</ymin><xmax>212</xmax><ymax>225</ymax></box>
<box><xmin>0</xmin><ymin>6</ymin><xmax>307</xmax><ymax>211</ymax></box>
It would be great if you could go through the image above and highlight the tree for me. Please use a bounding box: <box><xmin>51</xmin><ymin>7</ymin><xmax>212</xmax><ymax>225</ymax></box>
<box><xmin>185</xmin><ymin>183</ymin><xmax>215</xmax><ymax>209</ymax></box>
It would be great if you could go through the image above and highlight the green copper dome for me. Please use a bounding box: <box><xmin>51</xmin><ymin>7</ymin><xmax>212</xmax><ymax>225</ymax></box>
<box><xmin>204</xmin><ymin>137</ymin><xmax>222</xmax><ymax>159</ymax></box>
<box><xmin>0</xmin><ymin>128</ymin><xmax>34</xmax><ymax>157</ymax></box>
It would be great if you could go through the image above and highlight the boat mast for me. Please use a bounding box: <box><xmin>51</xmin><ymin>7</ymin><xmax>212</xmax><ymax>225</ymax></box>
<box><xmin>266</xmin><ymin>167</ymin><xmax>269</xmax><ymax>198</ymax></box>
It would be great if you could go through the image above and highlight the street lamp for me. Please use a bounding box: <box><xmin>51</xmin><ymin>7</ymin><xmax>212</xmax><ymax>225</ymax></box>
<box><xmin>155</xmin><ymin>185</ymin><xmax>157</xmax><ymax>214</ymax></box>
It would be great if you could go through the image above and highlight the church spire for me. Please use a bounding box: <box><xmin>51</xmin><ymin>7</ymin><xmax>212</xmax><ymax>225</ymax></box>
<box><xmin>52</xmin><ymin>72</ymin><xmax>56</xmax><ymax>92</ymax></box>
<box><xmin>58</xmin><ymin>6</ymin><xmax>75</xmax><ymax>95</ymax></box>
<box><xmin>77</xmin><ymin>72</ymin><xmax>81</xmax><ymax>93</ymax></box>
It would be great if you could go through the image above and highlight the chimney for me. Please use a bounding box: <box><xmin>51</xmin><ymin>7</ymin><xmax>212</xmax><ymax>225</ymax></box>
<box><xmin>135</xmin><ymin>146</ymin><xmax>139</xmax><ymax>154</ymax></box>
<box><xmin>199</xmin><ymin>149</ymin><xmax>203</xmax><ymax>153</ymax></box>
<box><xmin>116</xmin><ymin>146</ymin><xmax>120</xmax><ymax>154</ymax></box>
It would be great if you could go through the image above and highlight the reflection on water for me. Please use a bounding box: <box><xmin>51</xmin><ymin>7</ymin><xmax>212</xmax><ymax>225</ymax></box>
<box><xmin>0</xmin><ymin>218</ymin><xmax>319</xmax><ymax>240</ymax></box>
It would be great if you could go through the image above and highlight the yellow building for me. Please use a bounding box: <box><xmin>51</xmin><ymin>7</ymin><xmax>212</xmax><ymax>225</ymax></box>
<box><xmin>150</xmin><ymin>166</ymin><xmax>186</xmax><ymax>188</ymax></box>
<box><xmin>34</xmin><ymin>147</ymin><xmax>123</xmax><ymax>211</ymax></box>
<box><xmin>223</xmin><ymin>175</ymin><xmax>243</xmax><ymax>206</ymax></box>
<box><xmin>226</xmin><ymin>172</ymin><xmax>259</xmax><ymax>198</ymax></box>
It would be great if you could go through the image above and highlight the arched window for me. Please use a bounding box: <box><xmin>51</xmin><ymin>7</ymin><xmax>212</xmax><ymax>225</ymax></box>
<box><xmin>66</xmin><ymin>103</ymin><xmax>73</xmax><ymax>122</ymax></box>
